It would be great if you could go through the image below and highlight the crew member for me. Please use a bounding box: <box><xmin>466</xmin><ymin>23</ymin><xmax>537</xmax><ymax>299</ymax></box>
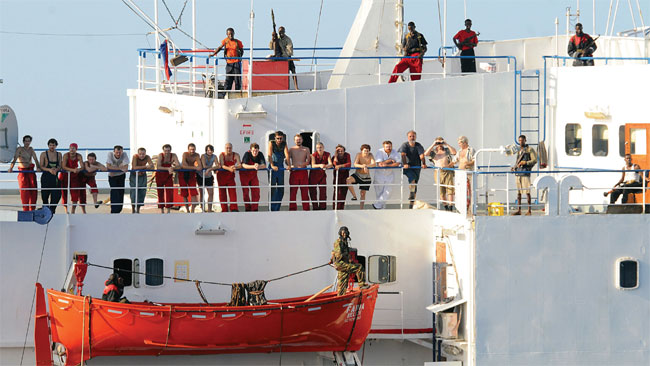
<box><xmin>212</xmin><ymin>28</ymin><xmax>244</xmax><ymax>93</ymax></box>
<box><xmin>270</xmin><ymin>26</ymin><xmax>299</xmax><ymax>90</ymax></box>
<box><xmin>217</xmin><ymin>143</ymin><xmax>240</xmax><ymax>212</ymax></box>
<box><xmin>39</xmin><ymin>138</ymin><xmax>62</xmax><ymax>214</ymax></box>
<box><xmin>268</xmin><ymin>131</ymin><xmax>289</xmax><ymax>211</ymax></box>
<box><xmin>568</xmin><ymin>23</ymin><xmax>597</xmax><ymax>66</ymax></box>
<box><xmin>605</xmin><ymin>154</ymin><xmax>645</xmax><ymax>204</ymax></box>
<box><xmin>453</xmin><ymin>19</ymin><xmax>478</xmax><ymax>73</ymax></box>
<box><xmin>180</xmin><ymin>143</ymin><xmax>202</xmax><ymax>213</ymax></box>
<box><xmin>155</xmin><ymin>144</ymin><xmax>179</xmax><ymax>214</ymax></box>
<box><xmin>240</xmin><ymin>143</ymin><xmax>266</xmax><ymax>211</ymax></box>
<box><xmin>388</xmin><ymin>22</ymin><xmax>428</xmax><ymax>83</ymax></box>
<box><xmin>8</xmin><ymin>135</ymin><xmax>40</xmax><ymax>211</ymax></box>
<box><xmin>330</xmin><ymin>226</ymin><xmax>366</xmax><ymax>296</ymax></box>
<box><xmin>61</xmin><ymin>143</ymin><xmax>84</xmax><ymax>214</ymax></box>
<box><xmin>288</xmin><ymin>134</ymin><xmax>311</xmax><ymax>211</ymax></box>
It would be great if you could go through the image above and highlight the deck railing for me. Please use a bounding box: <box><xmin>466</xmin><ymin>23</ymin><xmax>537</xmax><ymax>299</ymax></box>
<box><xmin>136</xmin><ymin>46</ymin><xmax>517</xmax><ymax>96</ymax></box>
<box><xmin>1</xmin><ymin>165</ymin><xmax>647</xmax><ymax>215</ymax></box>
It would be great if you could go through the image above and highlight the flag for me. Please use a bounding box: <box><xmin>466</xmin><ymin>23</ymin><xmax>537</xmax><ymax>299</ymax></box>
<box><xmin>160</xmin><ymin>40</ymin><xmax>172</xmax><ymax>80</ymax></box>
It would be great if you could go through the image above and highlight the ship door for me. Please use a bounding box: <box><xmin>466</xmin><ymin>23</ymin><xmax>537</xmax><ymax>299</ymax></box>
<box><xmin>624</xmin><ymin>123</ymin><xmax>650</xmax><ymax>203</ymax></box>
<box><xmin>298</xmin><ymin>131</ymin><xmax>320</xmax><ymax>154</ymax></box>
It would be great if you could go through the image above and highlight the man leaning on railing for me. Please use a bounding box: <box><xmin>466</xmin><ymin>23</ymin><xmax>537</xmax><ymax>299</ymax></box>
<box><xmin>106</xmin><ymin>145</ymin><xmax>129</xmax><ymax>214</ymax></box>
<box><xmin>8</xmin><ymin>135</ymin><xmax>40</xmax><ymax>211</ymax></box>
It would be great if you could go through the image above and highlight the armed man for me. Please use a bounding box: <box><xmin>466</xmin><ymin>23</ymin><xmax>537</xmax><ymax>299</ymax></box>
<box><xmin>568</xmin><ymin>23</ymin><xmax>597</xmax><ymax>66</ymax></box>
<box><xmin>270</xmin><ymin>22</ymin><xmax>299</xmax><ymax>90</ymax></box>
<box><xmin>388</xmin><ymin>21</ymin><xmax>428</xmax><ymax>83</ymax></box>
<box><xmin>330</xmin><ymin>227</ymin><xmax>367</xmax><ymax>296</ymax></box>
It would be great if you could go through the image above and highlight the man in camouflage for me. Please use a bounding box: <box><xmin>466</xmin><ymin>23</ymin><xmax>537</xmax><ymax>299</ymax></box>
<box><xmin>330</xmin><ymin>226</ymin><xmax>366</xmax><ymax>296</ymax></box>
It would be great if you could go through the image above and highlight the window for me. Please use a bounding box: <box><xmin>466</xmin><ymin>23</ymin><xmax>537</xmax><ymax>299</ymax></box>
<box><xmin>630</xmin><ymin>128</ymin><xmax>647</xmax><ymax>155</ymax></box>
<box><xmin>592</xmin><ymin>125</ymin><xmax>608</xmax><ymax>156</ymax></box>
<box><xmin>145</xmin><ymin>258</ymin><xmax>164</xmax><ymax>286</ymax></box>
<box><xmin>615</xmin><ymin>258</ymin><xmax>639</xmax><ymax>290</ymax></box>
<box><xmin>565</xmin><ymin>124</ymin><xmax>582</xmax><ymax>156</ymax></box>
<box><xmin>367</xmin><ymin>255</ymin><xmax>397</xmax><ymax>284</ymax></box>
<box><xmin>113</xmin><ymin>258</ymin><xmax>133</xmax><ymax>287</ymax></box>
<box><xmin>619</xmin><ymin>126</ymin><xmax>626</xmax><ymax>157</ymax></box>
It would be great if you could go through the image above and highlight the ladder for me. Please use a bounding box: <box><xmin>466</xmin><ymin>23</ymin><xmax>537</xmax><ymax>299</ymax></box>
<box><xmin>517</xmin><ymin>70</ymin><xmax>541</xmax><ymax>146</ymax></box>
<box><xmin>333</xmin><ymin>351</ymin><xmax>362</xmax><ymax>366</ymax></box>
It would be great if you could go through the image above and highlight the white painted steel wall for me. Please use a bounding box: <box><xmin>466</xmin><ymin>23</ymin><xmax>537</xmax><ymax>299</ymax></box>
<box><xmin>474</xmin><ymin>214</ymin><xmax>650</xmax><ymax>365</ymax></box>
<box><xmin>1</xmin><ymin>209</ymin><xmax>472</xmax><ymax>355</ymax></box>
<box><xmin>548</xmin><ymin>65</ymin><xmax>650</xmax><ymax>207</ymax></box>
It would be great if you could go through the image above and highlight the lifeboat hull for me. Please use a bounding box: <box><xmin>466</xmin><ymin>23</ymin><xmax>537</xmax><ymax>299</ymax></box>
<box><xmin>44</xmin><ymin>285</ymin><xmax>379</xmax><ymax>365</ymax></box>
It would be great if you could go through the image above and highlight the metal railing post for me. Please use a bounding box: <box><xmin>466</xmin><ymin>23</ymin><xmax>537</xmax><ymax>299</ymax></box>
<box><xmin>313</xmin><ymin>58</ymin><xmax>318</xmax><ymax>91</ymax></box>
<box><xmin>400</xmin><ymin>167</ymin><xmax>404</xmax><ymax>210</ymax></box>
<box><xmin>67</xmin><ymin>171</ymin><xmax>71</xmax><ymax>213</ymax></box>
<box><xmin>377</xmin><ymin>58</ymin><xmax>382</xmax><ymax>85</ymax></box>
<box><xmin>436</xmin><ymin>167</ymin><xmax>441</xmax><ymax>210</ymax></box>
<box><xmin>202</xmin><ymin>171</ymin><xmax>206</xmax><ymax>212</ymax></box>
<box><xmin>506</xmin><ymin>173</ymin><xmax>510</xmax><ymax>215</ymax></box>
<box><xmin>334</xmin><ymin>169</ymin><xmax>338</xmax><ymax>211</ymax></box>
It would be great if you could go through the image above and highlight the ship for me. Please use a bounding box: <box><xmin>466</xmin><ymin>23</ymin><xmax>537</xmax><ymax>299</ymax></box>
<box><xmin>1</xmin><ymin>0</ymin><xmax>649</xmax><ymax>365</ymax></box>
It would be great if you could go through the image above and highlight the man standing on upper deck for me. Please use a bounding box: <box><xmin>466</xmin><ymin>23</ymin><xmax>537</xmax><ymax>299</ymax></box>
<box><xmin>8</xmin><ymin>135</ymin><xmax>40</xmax><ymax>211</ymax></box>
<box><xmin>388</xmin><ymin>21</ymin><xmax>427</xmax><ymax>83</ymax></box>
<box><xmin>511</xmin><ymin>135</ymin><xmax>537</xmax><ymax>216</ymax></box>
<box><xmin>212</xmin><ymin>28</ymin><xmax>244</xmax><ymax>94</ymax></box>
<box><xmin>399</xmin><ymin>131</ymin><xmax>427</xmax><ymax>209</ymax></box>
<box><xmin>373</xmin><ymin>141</ymin><xmax>401</xmax><ymax>210</ymax></box>
<box><xmin>568</xmin><ymin>23</ymin><xmax>597</xmax><ymax>66</ymax></box>
<box><xmin>453</xmin><ymin>19</ymin><xmax>478</xmax><ymax>73</ymax></box>
<box><xmin>270</xmin><ymin>26</ymin><xmax>299</xmax><ymax>90</ymax></box>
<box><xmin>288</xmin><ymin>134</ymin><xmax>311</xmax><ymax>211</ymax></box>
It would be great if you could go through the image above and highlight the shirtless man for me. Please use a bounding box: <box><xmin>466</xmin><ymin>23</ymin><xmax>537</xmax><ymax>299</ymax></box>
<box><xmin>155</xmin><ymin>144</ymin><xmax>180</xmax><ymax>213</ymax></box>
<box><xmin>39</xmin><ymin>138</ymin><xmax>62</xmax><ymax>213</ymax></box>
<box><xmin>288</xmin><ymin>134</ymin><xmax>311</xmax><ymax>211</ymax></box>
<box><xmin>217</xmin><ymin>143</ymin><xmax>241</xmax><ymax>212</ymax></box>
<box><xmin>79</xmin><ymin>153</ymin><xmax>107</xmax><ymax>213</ymax></box>
<box><xmin>130</xmin><ymin>148</ymin><xmax>154</xmax><ymax>213</ymax></box>
<box><xmin>8</xmin><ymin>135</ymin><xmax>40</xmax><ymax>211</ymax></box>
<box><xmin>454</xmin><ymin>136</ymin><xmax>475</xmax><ymax>212</ymax></box>
<box><xmin>346</xmin><ymin>144</ymin><xmax>376</xmax><ymax>209</ymax></box>
<box><xmin>180</xmin><ymin>143</ymin><xmax>203</xmax><ymax>213</ymax></box>
<box><xmin>61</xmin><ymin>143</ymin><xmax>85</xmax><ymax>214</ymax></box>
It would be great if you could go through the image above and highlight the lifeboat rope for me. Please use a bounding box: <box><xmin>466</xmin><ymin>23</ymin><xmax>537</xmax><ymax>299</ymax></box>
<box><xmin>157</xmin><ymin>305</ymin><xmax>173</xmax><ymax>356</ymax></box>
<box><xmin>194</xmin><ymin>281</ymin><xmax>211</xmax><ymax>305</ymax></box>
<box><xmin>19</xmin><ymin>222</ymin><xmax>49</xmax><ymax>366</ymax></box>
<box><xmin>86</xmin><ymin>262</ymin><xmax>331</xmax><ymax>286</ymax></box>
<box><xmin>344</xmin><ymin>291</ymin><xmax>364</xmax><ymax>352</ymax></box>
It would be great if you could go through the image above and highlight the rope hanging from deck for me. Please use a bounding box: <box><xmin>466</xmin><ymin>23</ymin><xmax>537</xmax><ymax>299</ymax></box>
<box><xmin>86</xmin><ymin>261</ymin><xmax>331</xmax><ymax>287</ymax></box>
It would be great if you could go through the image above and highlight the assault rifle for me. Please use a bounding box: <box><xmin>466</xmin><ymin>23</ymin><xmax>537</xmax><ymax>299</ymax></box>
<box><xmin>574</xmin><ymin>35</ymin><xmax>599</xmax><ymax>57</ymax></box>
<box><xmin>271</xmin><ymin>9</ymin><xmax>283</xmax><ymax>58</ymax></box>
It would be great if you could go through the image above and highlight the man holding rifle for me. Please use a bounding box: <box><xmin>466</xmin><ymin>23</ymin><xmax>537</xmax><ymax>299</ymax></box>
<box><xmin>453</xmin><ymin>19</ymin><xmax>478</xmax><ymax>73</ymax></box>
<box><xmin>270</xmin><ymin>11</ymin><xmax>299</xmax><ymax>90</ymax></box>
<box><xmin>568</xmin><ymin>23</ymin><xmax>597</xmax><ymax>66</ymax></box>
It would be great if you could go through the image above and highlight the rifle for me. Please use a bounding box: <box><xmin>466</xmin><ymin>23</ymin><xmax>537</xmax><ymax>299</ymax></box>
<box><xmin>575</xmin><ymin>35</ymin><xmax>599</xmax><ymax>57</ymax></box>
<box><xmin>271</xmin><ymin>9</ymin><xmax>283</xmax><ymax>58</ymax></box>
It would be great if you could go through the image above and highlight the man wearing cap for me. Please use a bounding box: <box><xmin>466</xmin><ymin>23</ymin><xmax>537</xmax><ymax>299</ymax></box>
<box><xmin>106</xmin><ymin>145</ymin><xmax>129</xmax><ymax>214</ymax></box>
<box><xmin>388</xmin><ymin>21</ymin><xmax>428</xmax><ymax>83</ymax></box>
<box><xmin>330</xmin><ymin>226</ymin><xmax>367</xmax><ymax>296</ymax></box>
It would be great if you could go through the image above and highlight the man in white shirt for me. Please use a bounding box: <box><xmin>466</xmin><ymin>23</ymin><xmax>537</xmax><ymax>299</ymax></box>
<box><xmin>106</xmin><ymin>145</ymin><xmax>129</xmax><ymax>214</ymax></box>
<box><xmin>373</xmin><ymin>141</ymin><xmax>401</xmax><ymax>209</ymax></box>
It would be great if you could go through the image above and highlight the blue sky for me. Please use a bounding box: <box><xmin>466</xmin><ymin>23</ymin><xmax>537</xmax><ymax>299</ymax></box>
<box><xmin>0</xmin><ymin>0</ymin><xmax>647</xmax><ymax>148</ymax></box>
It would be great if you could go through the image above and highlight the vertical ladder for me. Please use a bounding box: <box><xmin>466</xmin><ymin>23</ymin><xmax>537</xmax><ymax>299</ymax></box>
<box><xmin>517</xmin><ymin>70</ymin><xmax>541</xmax><ymax>146</ymax></box>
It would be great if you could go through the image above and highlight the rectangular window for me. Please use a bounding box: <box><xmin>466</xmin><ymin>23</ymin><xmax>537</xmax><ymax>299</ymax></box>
<box><xmin>619</xmin><ymin>126</ymin><xmax>626</xmax><ymax>157</ymax></box>
<box><xmin>592</xmin><ymin>125</ymin><xmax>608</xmax><ymax>156</ymax></box>
<box><xmin>145</xmin><ymin>258</ymin><xmax>164</xmax><ymax>286</ymax></box>
<box><xmin>565</xmin><ymin>124</ymin><xmax>582</xmax><ymax>156</ymax></box>
<box><xmin>113</xmin><ymin>258</ymin><xmax>133</xmax><ymax>287</ymax></box>
<box><xmin>630</xmin><ymin>128</ymin><xmax>647</xmax><ymax>155</ymax></box>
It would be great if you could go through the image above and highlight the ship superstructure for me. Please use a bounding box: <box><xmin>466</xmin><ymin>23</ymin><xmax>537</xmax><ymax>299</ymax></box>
<box><xmin>1</xmin><ymin>1</ymin><xmax>649</xmax><ymax>365</ymax></box>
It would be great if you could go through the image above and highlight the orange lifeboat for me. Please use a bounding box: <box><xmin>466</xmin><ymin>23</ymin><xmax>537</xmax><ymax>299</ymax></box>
<box><xmin>35</xmin><ymin>283</ymin><xmax>379</xmax><ymax>366</ymax></box>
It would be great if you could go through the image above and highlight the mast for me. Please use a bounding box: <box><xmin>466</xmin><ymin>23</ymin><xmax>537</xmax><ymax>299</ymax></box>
<box><xmin>248</xmin><ymin>0</ymin><xmax>254</xmax><ymax>98</ymax></box>
<box><xmin>155</xmin><ymin>0</ymin><xmax>160</xmax><ymax>92</ymax></box>
<box><xmin>192</xmin><ymin>0</ymin><xmax>196</xmax><ymax>95</ymax></box>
